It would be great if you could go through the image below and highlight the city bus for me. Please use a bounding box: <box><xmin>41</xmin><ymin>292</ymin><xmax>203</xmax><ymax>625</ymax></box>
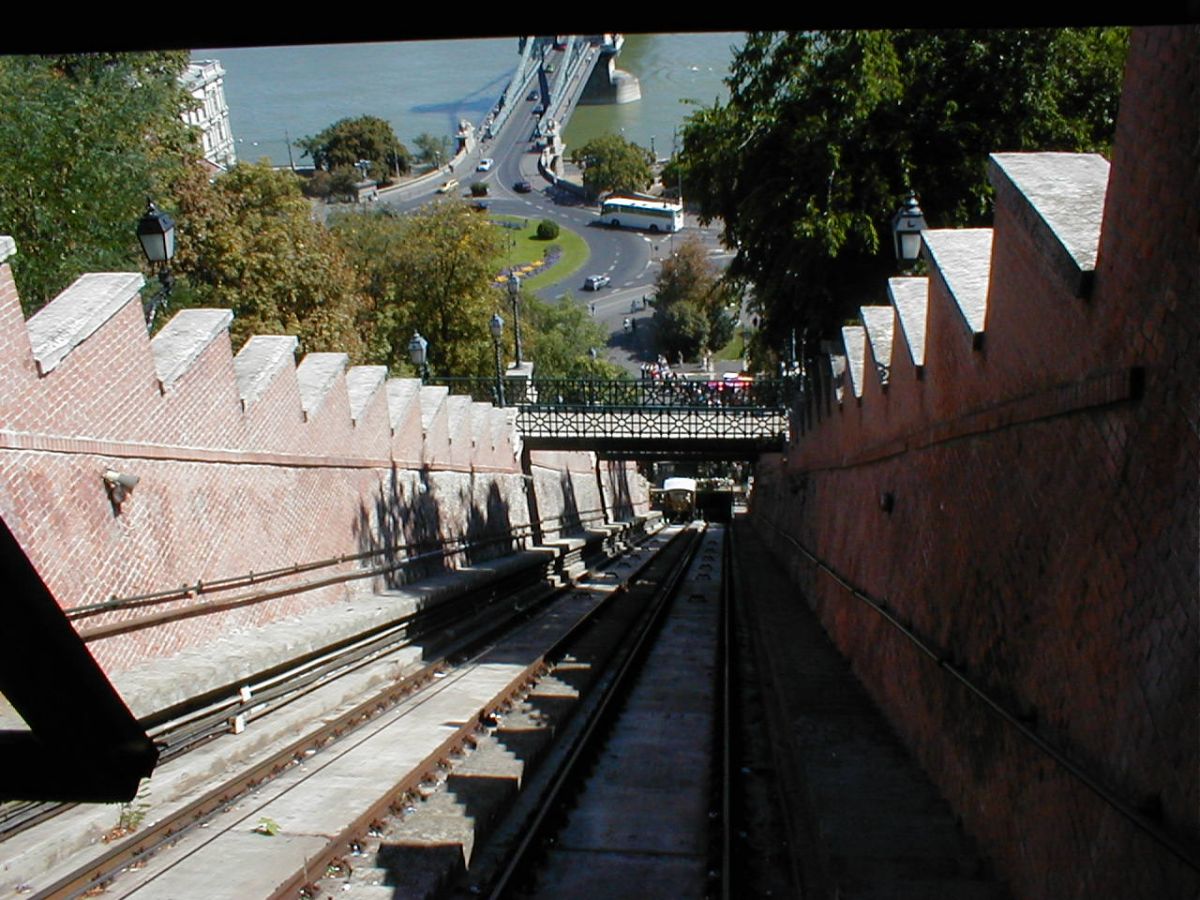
<box><xmin>598</xmin><ymin>195</ymin><xmax>684</xmax><ymax>233</ymax></box>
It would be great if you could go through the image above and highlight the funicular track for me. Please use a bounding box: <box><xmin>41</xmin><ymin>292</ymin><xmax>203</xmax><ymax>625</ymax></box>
<box><xmin>464</xmin><ymin>524</ymin><xmax>729</xmax><ymax>900</ymax></box>
<box><xmin>14</xmin><ymin>524</ymin><xmax>693</xmax><ymax>900</ymax></box>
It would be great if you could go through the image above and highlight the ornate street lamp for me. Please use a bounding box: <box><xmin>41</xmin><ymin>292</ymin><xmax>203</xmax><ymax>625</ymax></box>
<box><xmin>489</xmin><ymin>313</ymin><xmax>506</xmax><ymax>408</ymax></box>
<box><xmin>136</xmin><ymin>200</ymin><xmax>175</xmax><ymax>329</ymax></box>
<box><xmin>507</xmin><ymin>272</ymin><xmax>523</xmax><ymax>366</ymax></box>
<box><xmin>891</xmin><ymin>193</ymin><xmax>927</xmax><ymax>265</ymax></box>
<box><xmin>408</xmin><ymin>331</ymin><xmax>429</xmax><ymax>382</ymax></box>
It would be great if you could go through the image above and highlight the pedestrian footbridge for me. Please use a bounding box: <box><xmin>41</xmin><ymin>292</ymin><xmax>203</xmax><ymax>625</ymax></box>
<box><xmin>436</xmin><ymin>377</ymin><xmax>797</xmax><ymax>458</ymax></box>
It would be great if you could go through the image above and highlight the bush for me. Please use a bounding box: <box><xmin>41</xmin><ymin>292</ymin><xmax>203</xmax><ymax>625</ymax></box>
<box><xmin>299</xmin><ymin>169</ymin><xmax>359</xmax><ymax>202</ymax></box>
<box><xmin>470</xmin><ymin>181</ymin><xmax>488</xmax><ymax>197</ymax></box>
<box><xmin>536</xmin><ymin>219</ymin><xmax>560</xmax><ymax>240</ymax></box>
<box><xmin>300</xmin><ymin>170</ymin><xmax>333</xmax><ymax>199</ymax></box>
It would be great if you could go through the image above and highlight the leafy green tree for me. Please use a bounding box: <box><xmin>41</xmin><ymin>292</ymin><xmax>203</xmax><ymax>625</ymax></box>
<box><xmin>652</xmin><ymin>234</ymin><xmax>740</xmax><ymax>359</ymax></box>
<box><xmin>413</xmin><ymin>132</ymin><xmax>452</xmax><ymax>169</ymax></box>
<box><xmin>571</xmin><ymin>134</ymin><xmax>654</xmax><ymax>199</ymax></box>
<box><xmin>656</xmin><ymin>301</ymin><xmax>710</xmax><ymax>361</ymax></box>
<box><xmin>299</xmin><ymin>169</ymin><xmax>359</xmax><ymax>202</ymax></box>
<box><xmin>172</xmin><ymin>161</ymin><xmax>369</xmax><ymax>358</ymax></box>
<box><xmin>659</xmin><ymin>155</ymin><xmax>685</xmax><ymax>199</ymax></box>
<box><xmin>678</xmin><ymin>28</ymin><xmax>1129</xmax><ymax>352</ymax></box>
<box><xmin>297</xmin><ymin>115</ymin><xmax>409</xmax><ymax>184</ymax></box>
<box><xmin>331</xmin><ymin>202</ymin><xmax>503</xmax><ymax>377</ymax></box>
<box><xmin>522</xmin><ymin>294</ymin><xmax>623</xmax><ymax>379</ymax></box>
<box><xmin>0</xmin><ymin>52</ymin><xmax>197</xmax><ymax>312</ymax></box>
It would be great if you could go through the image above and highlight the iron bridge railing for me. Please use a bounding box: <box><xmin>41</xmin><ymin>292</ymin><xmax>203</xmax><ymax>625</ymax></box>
<box><xmin>429</xmin><ymin>377</ymin><xmax>800</xmax><ymax>446</ymax></box>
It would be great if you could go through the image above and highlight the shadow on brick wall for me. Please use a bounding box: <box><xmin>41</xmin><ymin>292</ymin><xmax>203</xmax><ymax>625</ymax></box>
<box><xmin>352</xmin><ymin>465</ymin><xmax>445</xmax><ymax>587</ymax></box>
<box><xmin>608</xmin><ymin>463</ymin><xmax>635</xmax><ymax>522</ymax></box>
<box><xmin>557</xmin><ymin>470</ymin><xmax>582</xmax><ymax>535</ymax></box>
<box><xmin>463</xmin><ymin>479</ymin><xmax>514</xmax><ymax>566</ymax></box>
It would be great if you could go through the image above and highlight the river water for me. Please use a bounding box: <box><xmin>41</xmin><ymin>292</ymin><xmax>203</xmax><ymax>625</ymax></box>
<box><xmin>193</xmin><ymin>33</ymin><xmax>742</xmax><ymax>167</ymax></box>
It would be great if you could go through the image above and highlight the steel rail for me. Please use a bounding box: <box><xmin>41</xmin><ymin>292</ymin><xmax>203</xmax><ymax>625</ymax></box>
<box><xmin>481</xmin><ymin>525</ymin><xmax>706</xmax><ymax>900</ymax></box>
<box><xmin>5</xmin><ymin>533</ymin><xmax>597</xmax><ymax>847</ymax></box>
<box><xmin>266</xmin><ymin>528</ymin><xmax>691</xmax><ymax>900</ymax></box>
<box><xmin>146</xmin><ymin>562</ymin><xmax>556</xmax><ymax>763</ymax></box>
<box><xmin>5</xmin><ymin>522</ymin><xmax>640</xmax><ymax>845</ymax></box>
<box><xmin>29</xmin><ymin>543</ymin><xmax>632</xmax><ymax>900</ymax></box>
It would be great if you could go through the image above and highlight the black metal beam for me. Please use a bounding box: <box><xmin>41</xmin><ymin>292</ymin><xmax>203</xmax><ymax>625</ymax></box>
<box><xmin>0</xmin><ymin>518</ymin><xmax>159</xmax><ymax>801</ymax></box>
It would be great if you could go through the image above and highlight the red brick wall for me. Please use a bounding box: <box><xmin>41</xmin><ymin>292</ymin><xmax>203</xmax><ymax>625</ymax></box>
<box><xmin>0</xmin><ymin>273</ymin><xmax>645</xmax><ymax>676</ymax></box>
<box><xmin>752</xmin><ymin>26</ymin><xmax>1198</xmax><ymax>898</ymax></box>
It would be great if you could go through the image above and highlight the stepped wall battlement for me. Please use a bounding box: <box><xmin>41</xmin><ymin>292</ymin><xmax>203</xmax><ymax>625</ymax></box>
<box><xmin>0</xmin><ymin>246</ymin><xmax>647</xmax><ymax>674</ymax></box>
<box><xmin>750</xmin><ymin>26</ymin><xmax>1198</xmax><ymax>898</ymax></box>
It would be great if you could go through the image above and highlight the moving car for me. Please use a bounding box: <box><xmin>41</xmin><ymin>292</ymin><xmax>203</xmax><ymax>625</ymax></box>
<box><xmin>476</xmin><ymin>158</ymin><xmax>494</xmax><ymax>172</ymax></box>
<box><xmin>583</xmin><ymin>274</ymin><xmax>611</xmax><ymax>291</ymax></box>
<box><xmin>513</xmin><ymin>180</ymin><xmax>533</xmax><ymax>193</ymax></box>
<box><xmin>437</xmin><ymin>178</ymin><xmax>459</xmax><ymax>194</ymax></box>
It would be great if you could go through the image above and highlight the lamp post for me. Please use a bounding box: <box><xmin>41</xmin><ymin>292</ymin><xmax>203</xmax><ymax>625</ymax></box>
<box><xmin>507</xmin><ymin>272</ymin><xmax>523</xmax><ymax>366</ymax></box>
<box><xmin>136</xmin><ymin>200</ymin><xmax>176</xmax><ymax>329</ymax></box>
<box><xmin>891</xmin><ymin>192</ymin><xmax>927</xmax><ymax>266</ymax></box>
<box><xmin>489</xmin><ymin>313</ymin><xmax>506</xmax><ymax>407</ymax></box>
<box><xmin>408</xmin><ymin>331</ymin><xmax>429</xmax><ymax>382</ymax></box>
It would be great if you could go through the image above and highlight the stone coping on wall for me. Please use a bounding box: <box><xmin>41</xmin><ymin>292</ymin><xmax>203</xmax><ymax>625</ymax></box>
<box><xmin>26</xmin><ymin>272</ymin><xmax>145</xmax><ymax>376</ymax></box>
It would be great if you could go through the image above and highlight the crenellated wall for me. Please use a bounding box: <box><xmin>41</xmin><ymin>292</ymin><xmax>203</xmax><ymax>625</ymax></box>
<box><xmin>0</xmin><ymin>242</ymin><xmax>648</xmax><ymax>676</ymax></box>
<box><xmin>750</xmin><ymin>26</ymin><xmax>1198</xmax><ymax>899</ymax></box>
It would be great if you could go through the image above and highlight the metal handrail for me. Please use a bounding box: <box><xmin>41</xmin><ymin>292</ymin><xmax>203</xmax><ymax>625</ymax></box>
<box><xmin>71</xmin><ymin>507</ymin><xmax>618</xmax><ymax>640</ymax></box>
<box><xmin>759</xmin><ymin>514</ymin><xmax>1200</xmax><ymax>873</ymax></box>
<box><xmin>430</xmin><ymin>376</ymin><xmax>800</xmax><ymax>410</ymax></box>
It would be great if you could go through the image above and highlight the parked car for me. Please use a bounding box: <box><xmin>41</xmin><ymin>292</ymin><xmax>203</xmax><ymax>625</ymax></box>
<box><xmin>437</xmin><ymin>178</ymin><xmax>459</xmax><ymax>194</ymax></box>
<box><xmin>513</xmin><ymin>180</ymin><xmax>533</xmax><ymax>193</ymax></box>
<box><xmin>476</xmin><ymin>158</ymin><xmax>494</xmax><ymax>172</ymax></box>
<box><xmin>584</xmin><ymin>274</ymin><xmax>611</xmax><ymax>291</ymax></box>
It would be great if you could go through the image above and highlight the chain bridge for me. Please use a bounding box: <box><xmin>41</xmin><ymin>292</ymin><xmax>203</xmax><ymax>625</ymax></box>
<box><xmin>435</xmin><ymin>377</ymin><xmax>798</xmax><ymax>459</ymax></box>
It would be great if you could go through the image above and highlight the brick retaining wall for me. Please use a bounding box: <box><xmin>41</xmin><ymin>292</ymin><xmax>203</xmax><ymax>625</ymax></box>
<box><xmin>750</xmin><ymin>26</ymin><xmax>1198</xmax><ymax>898</ymax></box>
<box><xmin>0</xmin><ymin>243</ymin><xmax>648</xmax><ymax>676</ymax></box>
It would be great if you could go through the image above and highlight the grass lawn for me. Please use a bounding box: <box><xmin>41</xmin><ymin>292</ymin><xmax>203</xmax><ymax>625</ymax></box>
<box><xmin>491</xmin><ymin>215</ymin><xmax>589</xmax><ymax>293</ymax></box>
<box><xmin>714</xmin><ymin>330</ymin><xmax>752</xmax><ymax>362</ymax></box>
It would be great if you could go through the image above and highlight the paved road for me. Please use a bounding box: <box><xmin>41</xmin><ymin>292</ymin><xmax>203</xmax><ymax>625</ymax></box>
<box><xmin>371</xmin><ymin>47</ymin><xmax>736</xmax><ymax>375</ymax></box>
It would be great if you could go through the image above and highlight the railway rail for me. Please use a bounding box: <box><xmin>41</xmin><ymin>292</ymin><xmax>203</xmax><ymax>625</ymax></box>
<box><xmin>5</xmin><ymin>513</ymin><xmax>1011</xmax><ymax>900</ymax></box>
<box><xmin>11</xmin><ymin>525</ymin><xmax>685</xmax><ymax>899</ymax></box>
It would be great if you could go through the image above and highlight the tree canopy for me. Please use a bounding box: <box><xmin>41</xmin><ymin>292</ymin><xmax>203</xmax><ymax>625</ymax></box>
<box><xmin>297</xmin><ymin>115</ymin><xmax>410</xmax><ymax>184</ymax></box>
<box><xmin>172</xmin><ymin>160</ymin><xmax>369</xmax><ymax>358</ymax></box>
<box><xmin>521</xmin><ymin>294</ymin><xmax>623</xmax><ymax>379</ymax></box>
<box><xmin>413</xmin><ymin>132</ymin><xmax>452</xmax><ymax>169</ymax></box>
<box><xmin>571</xmin><ymin>134</ymin><xmax>654</xmax><ymax>199</ymax></box>
<box><xmin>0</xmin><ymin>52</ymin><xmax>197</xmax><ymax>312</ymax></box>
<box><xmin>331</xmin><ymin>202</ymin><xmax>503</xmax><ymax>378</ymax></box>
<box><xmin>677</xmin><ymin>28</ymin><xmax>1129</xmax><ymax>356</ymax></box>
<box><xmin>651</xmin><ymin>235</ymin><xmax>738</xmax><ymax>360</ymax></box>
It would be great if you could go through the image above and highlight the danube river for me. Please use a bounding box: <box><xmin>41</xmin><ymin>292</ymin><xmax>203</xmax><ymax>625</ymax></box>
<box><xmin>193</xmin><ymin>33</ymin><xmax>743</xmax><ymax>167</ymax></box>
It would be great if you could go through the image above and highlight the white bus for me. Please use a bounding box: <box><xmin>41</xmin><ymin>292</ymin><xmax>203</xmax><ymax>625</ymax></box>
<box><xmin>598</xmin><ymin>195</ymin><xmax>684</xmax><ymax>233</ymax></box>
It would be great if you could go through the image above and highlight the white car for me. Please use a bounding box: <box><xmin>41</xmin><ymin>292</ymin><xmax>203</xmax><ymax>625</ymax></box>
<box><xmin>476</xmin><ymin>158</ymin><xmax>494</xmax><ymax>172</ymax></box>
